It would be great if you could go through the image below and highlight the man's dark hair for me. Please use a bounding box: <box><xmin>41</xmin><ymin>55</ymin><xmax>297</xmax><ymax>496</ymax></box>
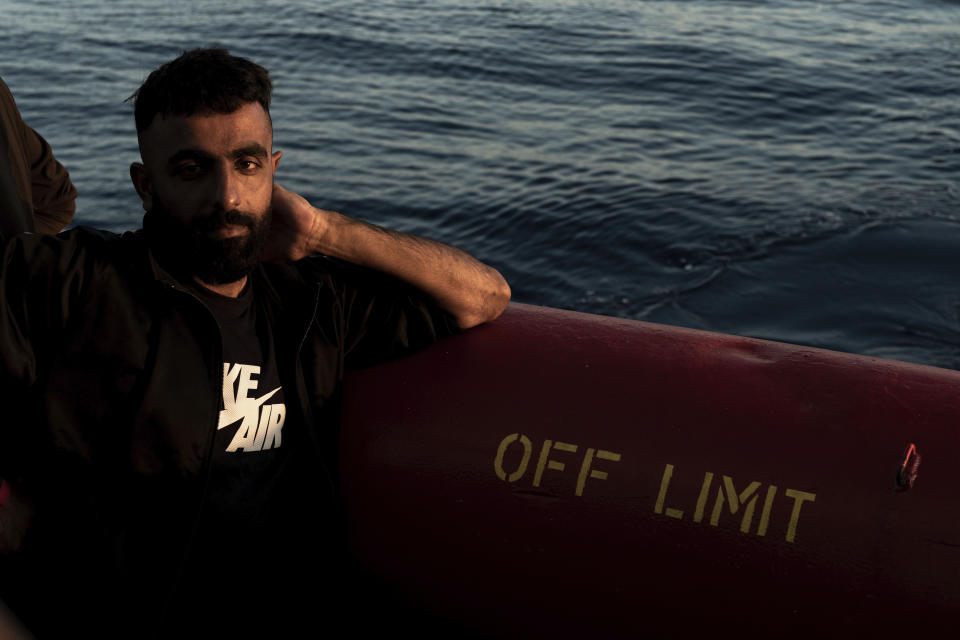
<box><xmin>130</xmin><ymin>48</ymin><xmax>272</xmax><ymax>133</ymax></box>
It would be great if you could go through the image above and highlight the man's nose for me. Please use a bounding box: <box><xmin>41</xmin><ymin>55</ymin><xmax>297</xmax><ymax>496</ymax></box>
<box><xmin>214</xmin><ymin>164</ymin><xmax>241</xmax><ymax>210</ymax></box>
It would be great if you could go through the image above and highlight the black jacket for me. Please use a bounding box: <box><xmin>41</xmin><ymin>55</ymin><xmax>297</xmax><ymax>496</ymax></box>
<box><xmin>0</xmin><ymin>226</ymin><xmax>454</xmax><ymax>636</ymax></box>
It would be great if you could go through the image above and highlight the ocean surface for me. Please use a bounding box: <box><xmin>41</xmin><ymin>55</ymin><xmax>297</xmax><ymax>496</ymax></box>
<box><xmin>1</xmin><ymin>0</ymin><xmax>958</xmax><ymax>368</ymax></box>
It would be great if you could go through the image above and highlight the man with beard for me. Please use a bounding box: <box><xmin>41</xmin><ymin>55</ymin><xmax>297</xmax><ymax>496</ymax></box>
<box><xmin>0</xmin><ymin>48</ymin><xmax>510</xmax><ymax>637</ymax></box>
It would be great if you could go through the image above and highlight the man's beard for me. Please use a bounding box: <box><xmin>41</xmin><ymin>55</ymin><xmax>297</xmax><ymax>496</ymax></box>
<box><xmin>143</xmin><ymin>196</ymin><xmax>272</xmax><ymax>285</ymax></box>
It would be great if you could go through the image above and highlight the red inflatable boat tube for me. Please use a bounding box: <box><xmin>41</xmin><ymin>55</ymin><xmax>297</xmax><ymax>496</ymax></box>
<box><xmin>340</xmin><ymin>302</ymin><xmax>960</xmax><ymax>637</ymax></box>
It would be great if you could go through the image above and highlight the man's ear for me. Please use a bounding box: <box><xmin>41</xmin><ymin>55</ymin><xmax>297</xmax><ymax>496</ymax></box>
<box><xmin>129</xmin><ymin>163</ymin><xmax>153</xmax><ymax>212</ymax></box>
<box><xmin>272</xmin><ymin>150</ymin><xmax>282</xmax><ymax>173</ymax></box>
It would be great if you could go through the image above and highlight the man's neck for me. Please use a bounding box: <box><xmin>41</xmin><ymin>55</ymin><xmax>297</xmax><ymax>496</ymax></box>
<box><xmin>194</xmin><ymin>275</ymin><xmax>248</xmax><ymax>298</ymax></box>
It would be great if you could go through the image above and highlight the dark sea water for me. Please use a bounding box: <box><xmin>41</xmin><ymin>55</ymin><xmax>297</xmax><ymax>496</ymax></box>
<box><xmin>2</xmin><ymin>0</ymin><xmax>958</xmax><ymax>368</ymax></box>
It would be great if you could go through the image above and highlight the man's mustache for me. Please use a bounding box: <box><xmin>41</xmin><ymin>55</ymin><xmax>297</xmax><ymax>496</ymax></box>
<box><xmin>193</xmin><ymin>209</ymin><xmax>259</xmax><ymax>232</ymax></box>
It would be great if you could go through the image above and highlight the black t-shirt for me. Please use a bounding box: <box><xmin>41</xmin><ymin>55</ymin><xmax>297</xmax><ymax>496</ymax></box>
<box><xmin>180</xmin><ymin>279</ymin><xmax>298</xmax><ymax>620</ymax></box>
<box><xmin>193</xmin><ymin>280</ymin><xmax>289</xmax><ymax>533</ymax></box>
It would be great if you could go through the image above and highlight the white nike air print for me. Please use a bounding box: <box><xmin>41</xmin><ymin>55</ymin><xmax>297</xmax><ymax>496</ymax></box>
<box><xmin>218</xmin><ymin>363</ymin><xmax>286</xmax><ymax>453</ymax></box>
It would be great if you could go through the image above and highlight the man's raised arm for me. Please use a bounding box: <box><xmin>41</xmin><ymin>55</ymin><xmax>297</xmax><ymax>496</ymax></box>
<box><xmin>265</xmin><ymin>185</ymin><xmax>511</xmax><ymax>329</ymax></box>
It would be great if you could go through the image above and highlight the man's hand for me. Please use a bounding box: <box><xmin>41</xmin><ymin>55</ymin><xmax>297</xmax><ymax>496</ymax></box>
<box><xmin>262</xmin><ymin>184</ymin><xmax>328</xmax><ymax>262</ymax></box>
<box><xmin>263</xmin><ymin>184</ymin><xmax>510</xmax><ymax>329</ymax></box>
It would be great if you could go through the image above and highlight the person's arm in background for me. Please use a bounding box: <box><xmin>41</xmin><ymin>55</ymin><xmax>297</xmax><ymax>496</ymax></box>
<box><xmin>22</xmin><ymin>120</ymin><xmax>77</xmax><ymax>234</ymax></box>
<box><xmin>0</xmin><ymin>79</ymin><xmax>75</xmax><ymax>639</ymax></box>
<box><xmin>0</xmin><ymin>77</ymin><xmax>76</xmax><ymax>238</ymax></box>
<box><xmin>0</xmin><ymin>77</ymin><xmax>76</xmax><ymax>640</ymax></box>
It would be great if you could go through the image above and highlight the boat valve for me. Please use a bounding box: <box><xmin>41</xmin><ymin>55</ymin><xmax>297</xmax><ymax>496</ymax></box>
<box><xmin>895</xmin><ymin>443</ymin><xmax>920</xmax><ymax>492</ymax></box>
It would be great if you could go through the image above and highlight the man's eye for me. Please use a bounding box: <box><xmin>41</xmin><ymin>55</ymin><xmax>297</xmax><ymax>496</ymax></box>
<box><xmin>238</xmin><ymin>159</ymin><xmax>261</xmax><ymax>172</ymax></box>
<box><xmin>174</xmin><ymin>164</ymin><xmax>202</xmax><ymax>177</ymax></box>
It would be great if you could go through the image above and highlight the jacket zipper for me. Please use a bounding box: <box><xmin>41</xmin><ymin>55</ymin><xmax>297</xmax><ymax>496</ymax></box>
<box><xmin>157</xmin><ymin>282</ymin><xmax>225</xmax><ymax>625</ymax></box>
<box><xmin>294</xmin><ymin>284</ymin><xmax>337</xmax><ymax>497</ymax></box>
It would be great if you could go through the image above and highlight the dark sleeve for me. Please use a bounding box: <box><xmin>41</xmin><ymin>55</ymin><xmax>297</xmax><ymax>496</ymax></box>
<box><xmin>312</xmin><ymin>258</ymin><xmax>460</xmax><ymax>370</ymax></box>
<box><xmin>0</xmin><ymin>229</ymin><xmax>103</xmax><ymax>482</ymax></box>
<box><xmin>23</xmin><ymin>123</ymin><xmax>77</xmax><ymax>234</ymax></box>
<box><xmin>0</xmin><ymin>229</ymin><xmax>100</xmax><ymax>388</ymax></box>
<box><xmin>0</xmin><ymin>77</ymin><xmax>76</xmax><ymax>238</ymax></box>
<box><xmin>0</xmin><ymin>78</ymin><xmax>35</xmax><ymax>238</ymax></box>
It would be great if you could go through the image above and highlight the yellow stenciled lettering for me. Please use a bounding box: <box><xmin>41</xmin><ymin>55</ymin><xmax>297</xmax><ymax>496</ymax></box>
<box><xmin>709</xmin><ymin>476</ymin><xmax>761</xmax><ymax>533</ymax></box>
<box><xmin>647</xmin><ymin>460</ymin><xmax>816</xmax><ymax>545</ymax></box>
<box><xmin>493</xmin><ymin>433</ymin><xmax>533</xmax><ymax>482</ymax></box>
<box><xmin>784</xmin><ymin>488</ymin><xmax>816</xmax><ymax>543</ymax></box>
<box><xmin>532</xmin><ymin>440</ymin><xmax>578</xmax><ymax>487</ymax></box>
<box><xmin>575</xmin><ymin>448</ymin><xmax>622</xmax><ymax>497</ymax></box>
<box><xmin>654</xmin><ymin>464</ymin><xmax>684</xmax><ymax>519</ymax></box>
<box><xmin>756</xmin><ymin>485</ymin><xmax>778</xmax><ymax>536</ymax></box>
<box><xmin>693</xmin><ymin>472</ymin><xmax>714</xmax><ymax>523</ymax></box>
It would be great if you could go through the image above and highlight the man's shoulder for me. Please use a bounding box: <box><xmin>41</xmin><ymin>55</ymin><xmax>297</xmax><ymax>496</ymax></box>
<box><xmin>5</xmin><ymin>226</ymin><xmax>150</xmax><ymax>279</ymax></box>
<box><xmin>261</xmin><ymin>255</ymin><xmax>393</xmax><ymax>292</ymax></box>
<box><xmin>15</xmin><ymin>225</ymin><xmax>138</xmax><ymax>247</ymax></box>
<box><xmin>27</xmin><ymin>225</ymin><xmax>142</xmax><ymax>257</ymax></box>
<box><xmin>285</xmin><ymin>255</ymin><xmax>418</xmax><ymax>292</ymax></box>
<box><xmin>260</xmin><ymin>255</ymin><xmax>448</xmax><ymax>321</ymax></box>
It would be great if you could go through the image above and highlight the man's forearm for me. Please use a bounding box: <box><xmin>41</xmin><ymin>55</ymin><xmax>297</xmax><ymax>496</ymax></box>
<box><xmin>313</xmin><ymin>210</ymin><xmax>511</xmax><ymax>329</ymax></box>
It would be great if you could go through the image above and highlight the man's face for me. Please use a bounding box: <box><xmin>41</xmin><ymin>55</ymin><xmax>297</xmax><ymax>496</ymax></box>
<box><xmin>131</xmin><ymin>102</ymin><xmax>282</xmax><ymax>284</ymax></box>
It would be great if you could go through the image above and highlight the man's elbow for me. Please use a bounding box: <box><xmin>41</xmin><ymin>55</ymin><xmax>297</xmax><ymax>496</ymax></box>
<box><xmin>457</xmin><ymin>271</ymin><xmax>511</xmax><ymax>330</ymax></box>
